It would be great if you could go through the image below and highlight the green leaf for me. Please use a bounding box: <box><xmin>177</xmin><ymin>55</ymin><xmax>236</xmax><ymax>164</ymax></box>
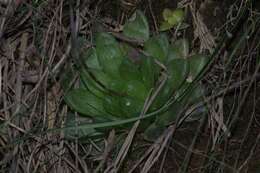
<box><xmin>95</xmin><ymin>33</ymin><xmax>123</xmax><ymax>78</ymax></box>
<box><xmin>80</xmin><ymin>69</ymin><xmax>106</xmax><ymax>98</ymax></box>
<box><xmin>167</xmin><ymin>8</ymin><xmax>184</xmax><ymax>26</ymax></box>
<box><xmin>125</xmin><ymin>80</ymin><xmax>149</xmax><ymax>101</ymax></box>
<box><xmin>119</xmin><ymin>96</ymin><xmax>144</xmax><ymax>117</ymax></box>
<box><xmin>140</xmin><ymin>55</ymin><xmax>157</xmax><ymax>88</ymax></box>
<box><xmin>119</xmin><ymin>43</ymin><xmax>132</xmax><ymax>57</ymax></box>
<box><xmin>95</xmin><ymin>32</ymin><xmax>117</xmax><ymax>47</ymax></box>
<box><xmin>103</xmin><ymin>95</ymin><xmax>123</xmax><ymax>118</ymax></box>
<box><xmin>172</xmin><ymin>39</ymin><xmax>189</xmax><ymax>58</ymax></box>
<box><xmin>162</xmin><ymin>8</ymin><xmax>172</xmax><ymax>21</ymax></box>
<box><xmin>167</xmin><ymin>58</ymin><xmax>188</xmax><ymax>91</ymax></box>
<box><xmin>151</xmin><ymin>59</ymin><xmax>187</xmax><ymax>109</ymax></box>
<box><xmin>159</xmin><ymin>21</ymin><xmax>173</xmax><ymax>31</ymax></box>
<box><xmin>160</xmin><ymin>21</ymin><xmax>188</xmax><ymax>32</ymax></box>
<box><xmin>88</xmin><ymin>69</ymin><xmax>111</xmax><ymax>88</ymax></box>
<box><xmin>89</xmin><ymin>69</ymin><xmax>126</xmax><ymax>94</ymax></box>
<box><xmin>123</xmin><ymin>10</ymin><xmax>149</xmax><ymax>41</ymax></box>
<box><xmin>144</xmin><ymin>34</ymin><xmax>169</xmax><ymax>63</ymax></box>
<box><xmin>119</xmin><ymin>57</ymin><xmax>142</xmax><ymax>81</ymax></box>
<box><xmin>173</xmin><ymin>81</ymin><xmax>189</xmax><ymax>101</ymax></box>
<box><xmin>119</xmin><ymin>43</ymin><xmax>142</xmax><ymax>64</ymax></box>
<box><xmin>188</xmin><ymin>54</ymin><xmax>209</xmax><ymax>81</ymax></box>
<box><xmin>83</xmin><ymin>48</ymin><xmax>102</xmax><ymax>70</ymax></box>
<box><xmin>174</xmin><ymin>81</ymin><xmax>205</xmax><ymax>105</ymax></box>
<box><xmin>151</xmin><ymin>84</ymin><xmax>173</xmax><ymax>110</ymax></box>
<box><xmin>160</xmin><ymin>8</ymin><xmax>184</xmax><ymax>31</ymax></box>
<box><xmin>167</xmin><ymin>39</ymin><xmax>189</xmax><ymax>62</ymax></box>
<box><xmin>186</xmin><ymin>83</ymin><xmax>205</xmax><ymax>104</ymax></box>
<box><xmin>65</xmin><ymin>88</ymin><xmax>115</xmax><ymax>120</ymax></box>
<box><xmin>96</xmin><ymin>45</ymin><xmax>123</xmax><ymax>78</ymax></box>
<box><xmin>151</xmin><ymin>59</ymin><xmax>188</xmax><ymax>110</ymax></box>
<box><xmin>167</xmin><ymin>45</ymin><xmax>183</xmax><ymax>62</ymax></box>
<box><xmin>173</xmin><ymin>82</ymin><xmax>206</xmax><ymax>121</ymax></box>
<box><xmin>108</xmin><ymin>79</ymin><xmax>126</xmax><ymax>94</ymax></box>
<box><xmin>156</xmin><ymin>101</ymin><xmax>183</xmax><ymax>126</ymax></box>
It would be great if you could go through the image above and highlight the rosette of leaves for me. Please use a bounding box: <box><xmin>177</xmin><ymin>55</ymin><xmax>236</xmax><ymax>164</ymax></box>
<box><xmin>63</xmin><ymin>10</ymin><xmax>208</xmax><ymax>141</ymax></box>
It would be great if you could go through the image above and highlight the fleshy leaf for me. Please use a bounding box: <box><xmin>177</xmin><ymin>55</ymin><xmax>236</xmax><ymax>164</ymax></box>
<box><xmin>172</xmin><ymin>39</ymin><xmax>189</xmax><ymax>58</ymax></box>
<box><xmin>80</xmin><ymin>69</ymin><xmax>106</xmax><ymax>98</ymax></box>
<box><xmin>151</xmin><ymin>84</ymin><xmax>173</xmax><ymax>110</ymax></box>
<box><xmin>103</xmin><ymin>95</ymin><xmax>123</xmax><ymax>117</ymax></box>
<box><xmin>189</xmin><ymin>84</ymin><xmax>205</xmax><ymax>103</ymax></box>
<box><xmin>89</xmin><ymin>69</ymin><xmax>125</xmax><ymax>94</ymax></box>
<box><xmin>64</xmin><ymin>89</ymin><xmax>115</xmax><ymax>120</ymax></box>
<box><xmin>120</xmin><ymin>44</ymin><xmax>142</xmax><ymax>64</ymax></box>
<box><xmin>107</xmin><ymin>79</ymin><xmax>126</xmax><ymax>94</ymax></box>
<box><xmin>167</xmin><ymin>39</ymin><xmax>189</xmax><ymax>62</ymax></box>
<box><xmin>120</xmin><ymin>96</ymin><xmax>144</xmax><ymax>117</ymax></box>
<box><xmin>174</xmin><ymin>81</ymin><xmax>205</xmax><ymax>110</ymax></box>
<box><xmin>119</xmin><ymin>43</ymin><xmax>131</xmax><ymax>57</ymax></box>
<box><xmin>156</xmin><ymin>101</ymin><xmax>183</xmax><ymax>126</ymax></box>
<box><xmin>95</xmin><ymin>32</ymin><xmax>117</xmax><ymax>47</ymax></box>
<box><xmin>83</xmin><ymin>48</ymin><xmax>102</xmax><ymax>70</ymax></box>
<box><xmin>151</xmin><ymin>59</ymin><xmax>188</xmax><ymax>110</ymax></box>
<box><xmin>182</xmin><ymin>82</ymin><xmax>205</xmax><ymax>104</ymax></box>
<box><xmin>167</xmin><ymin>45</ymin><xmax>183</xmax><ymax>62</ymax></box>
<box><xmin>144</xmin><ymin>34</ymin><xmax>169</xmax><ymax>63</ymax></box>
<box><xmin>140</xmin><ymin>55</ymin><xmax>157</xmax><ymax>88</ymax></box>
<box><xmin>123</xmin><ymin>10</ymin><xmax>149</xmax><ymax>41</ymax></box>
<box><xmin>174</xmin><ymin>83</ymin><xmax>206</xmax><ymax>121</ymax></box>
<box><xmin>95</xmin><ymin>33</ymin><xmax>123</xmax><ymax>78</ymax></box>
<box><xmin>96</xmin><ymin>45</ymin><xmax>123</xmax><ymax>78</ymax></box>
<box><xmin>125</xmin><ymin>80</ymin><xmax>149</xmax><ymax>101</ymax></box>
<box><xmin>167</xmin><ymin>58</ymin><xmax>188</xmax><ymax>91</ymax></box>
<box><xmin>188</xmin><ymin>54</ymin><xmax>209</xmax><ymax>81</ymax></box>
<box><xmin>119</xmin><ymin>57</ymin><xmax>142</xmax><ymax>81</ymax></box>
<box><xmin>89</xmin><ymin>69</ymin><xmax>111</xmax><ymax>87</ymax></box>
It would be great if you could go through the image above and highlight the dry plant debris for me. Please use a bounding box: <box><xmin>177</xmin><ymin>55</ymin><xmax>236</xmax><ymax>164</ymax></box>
<box><xmin>0</xmin><ymin>0</ymin><xmax>260</xmax><ymax>172</ymax></box>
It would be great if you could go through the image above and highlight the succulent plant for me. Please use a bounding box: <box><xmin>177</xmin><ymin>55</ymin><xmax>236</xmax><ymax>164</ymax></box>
<box><xmin>63</xmin><ymin>10</ymin><xmax>208</xmax><ymax>140</ymax></box>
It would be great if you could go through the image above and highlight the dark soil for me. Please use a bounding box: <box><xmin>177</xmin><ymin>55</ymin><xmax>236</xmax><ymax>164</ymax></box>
<box><xmin>1</xmin><ymin>0</ymin><xmax>259</xmax><ymax>172</ymax></box>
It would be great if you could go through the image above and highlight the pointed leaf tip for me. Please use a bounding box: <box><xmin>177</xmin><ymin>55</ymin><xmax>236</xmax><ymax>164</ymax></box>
<box><xmin>123</xmin><ymin>10</ymin><xmax>149</xmax><ymax>41</ymax></box>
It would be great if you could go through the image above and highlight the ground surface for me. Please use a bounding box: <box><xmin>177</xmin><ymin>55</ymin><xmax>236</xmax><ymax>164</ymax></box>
<box><xmin>0</xmin><ymin>0</ymin><xmax>260</xmax><ymax>172</ymax></box>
